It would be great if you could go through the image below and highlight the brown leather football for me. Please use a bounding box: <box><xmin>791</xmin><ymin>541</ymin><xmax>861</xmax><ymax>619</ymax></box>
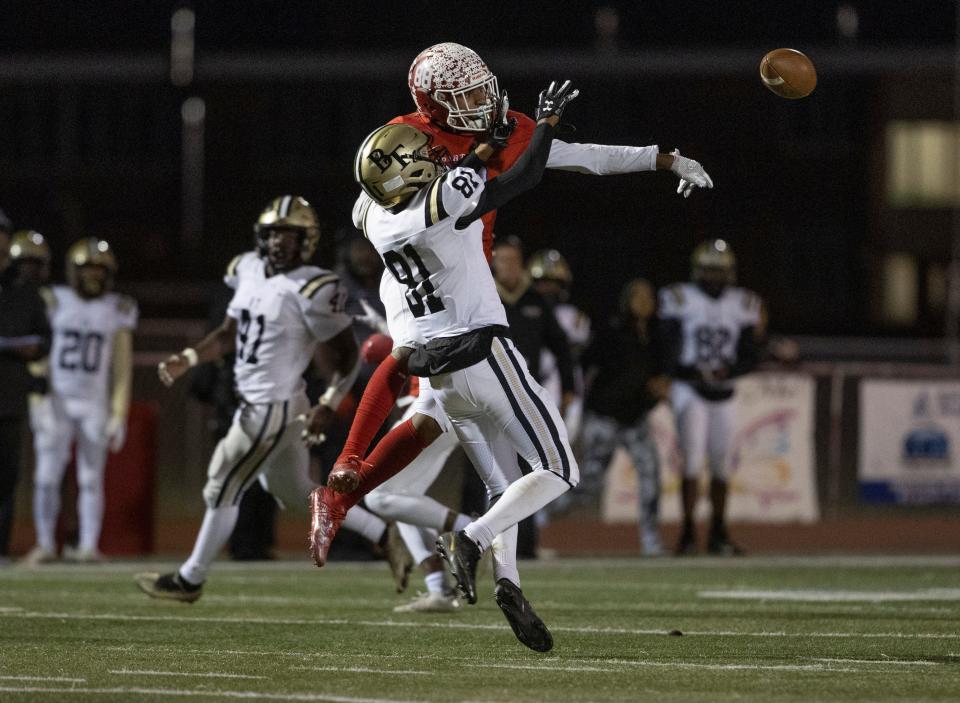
<box><xmin>760</xmin><ymin>48</ymin><xmax>817</xmax><ymax>99</ymax></box>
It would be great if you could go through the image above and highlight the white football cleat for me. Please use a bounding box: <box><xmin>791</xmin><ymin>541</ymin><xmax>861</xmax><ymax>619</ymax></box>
<box><xmin>393</xmin><ymin>591</ymin><xmax>462</xmax><ymax>613</ymax></box>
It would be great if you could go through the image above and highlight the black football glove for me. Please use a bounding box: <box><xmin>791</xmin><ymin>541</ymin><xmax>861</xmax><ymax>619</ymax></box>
<box><xmin>484</xmin><ymin>92</ymin><xmax>517</xmax><ymax>151</ymax></box>
<box><xmin>535</xmin><ymin>80</ymin><xmax>580</xmax><ymax>121</ymax></box>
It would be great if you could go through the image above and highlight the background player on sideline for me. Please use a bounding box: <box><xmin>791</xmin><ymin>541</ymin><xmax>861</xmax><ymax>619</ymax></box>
<box><xmin>659</xmin><ymin>239</ymin><xmax>765</xmax><ymax>556</ymax></box>
<box><xmin>25</xmin><ymin>238</ymin><xmax>135</xmax><ymax>564</ymax></box>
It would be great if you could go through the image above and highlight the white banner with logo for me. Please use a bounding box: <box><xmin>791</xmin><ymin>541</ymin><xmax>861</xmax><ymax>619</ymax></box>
<box><xmin>858</xmin><ymin>380</ymin><xmax>960</xmax><ymax>505</ymax></box>
<box><xmin>601</xmin><ymin>373</ymin><xmax>819</xmax><ymax>523</ymax></box>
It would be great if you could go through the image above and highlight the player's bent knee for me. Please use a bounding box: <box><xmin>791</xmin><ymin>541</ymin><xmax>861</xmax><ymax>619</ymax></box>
<box><xmin>364</xmin><ymin>491</ymin><xmax>396</xmax><ymax>518</ymax></box>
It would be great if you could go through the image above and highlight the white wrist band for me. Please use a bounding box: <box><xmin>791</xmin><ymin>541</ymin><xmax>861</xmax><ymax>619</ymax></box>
<box><xmin>181</xmin><ymin>348</ymin><xmax>199</xmax><ymax>367</ymax></box>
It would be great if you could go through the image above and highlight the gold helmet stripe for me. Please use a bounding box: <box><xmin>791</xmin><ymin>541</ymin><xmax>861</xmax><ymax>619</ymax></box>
<box><xmin>279</xmin><ymin>195</ymin><xmax>293</xmax><ymax>219</ymax></box>
<box><xmin>299</xmin><ymin>273</ymin><xmax>339</xmax><ymax>300</ymax></box>
<box><xmin>424</xmin><ymin>174</ymin><xmax>449</xmax><ymax>227</ymax></box>
<box><xmin>226</xmin><ymin>254</ymin><xmax>243</xmax><ymax>278</ymax></box>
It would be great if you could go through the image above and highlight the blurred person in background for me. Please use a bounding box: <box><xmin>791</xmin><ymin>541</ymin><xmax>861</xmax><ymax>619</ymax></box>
<box><xmin>492</xmin><ymin>236</ymin><xmax>575</xmax><ymax>559</ymax></box>
<box><xmin>135</xmin><ymin>196</ymin><xmax>400</xmax><ymax>602</ymax></box>
<box><xmin>0</xmin><ymin>219</ymin><xmax>52</xmax><ymax>564</ymax></box>
<box><xmin>25</xmin><ymin>238</ymin><xmax>135</xmax><ymax>565</ymax></box>
<box><xmin>337</xmin><ymin>234</ymin><xmax>386</xmax><ymax>345</ymax></box>
<box><xmin>581</xmin><ymin>278</ymin><xmax>667</xmax><ymax>556</ymax></box>
<box><xmin>528</xmin><ymin>248</ymin><xmax>591</xmax><ymax>439</ymax></box>
<box><xmin>658</xmin><ymin>239</ymin><xmax>765</xmax><ymax>556</ymax></box>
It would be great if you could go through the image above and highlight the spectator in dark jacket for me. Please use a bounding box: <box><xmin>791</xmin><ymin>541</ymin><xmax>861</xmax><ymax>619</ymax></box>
<box><xmin>0</xmin><ymin>215</ymin><xmax>52</xmax><ymax>561</ymax></box>
<box><xmin>581</xmin><ymin>278</ymin><xmax>669</xmax><ymax>556</ymax></box>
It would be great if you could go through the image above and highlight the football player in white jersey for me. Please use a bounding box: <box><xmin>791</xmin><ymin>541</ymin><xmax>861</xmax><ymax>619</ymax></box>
<box><xmin>315</xmin><ymin>81</ymin><xmax>581</xmax><ymax>652</ymax></box>
<box><xmin>135</xmin><ymin>196</ymin><xmax>391</xmax><ymax>602</ymax></box>
<box><xmin>658</xmin><ymin>239</ymin><xmax>765</xmax><ymax>556</ymax></box>
<box><xmin>25</xmin><ymin>238</ymin><xmax>137</xmax><ymax>565</ymax></box>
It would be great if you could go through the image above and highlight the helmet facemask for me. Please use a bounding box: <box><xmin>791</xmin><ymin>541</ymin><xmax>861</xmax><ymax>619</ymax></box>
<box><xmin>434</xmin><ymin>74</ymin><xmax>499</xmax><ymax>132</ymax></box>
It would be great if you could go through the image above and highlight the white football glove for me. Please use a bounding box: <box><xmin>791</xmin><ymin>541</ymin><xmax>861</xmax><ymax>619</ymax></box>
<box><xmin>670</xmin><ymin>149</ymin><xmax>714</xmax><ymax>198</ymax></box>
<box><xmin>296</xmin><ymin>413</ymin><xmax>326</xmax><ymax>447</ymax></box>
<box><xmin>354</xmin><ymin>298</ymin><xmax>389</xmax><ymax>336</ymax></box>
<box><xmin>106</xmin><ymin>415</ymin><xmax>127</xmax><ymax>453</ymax></box>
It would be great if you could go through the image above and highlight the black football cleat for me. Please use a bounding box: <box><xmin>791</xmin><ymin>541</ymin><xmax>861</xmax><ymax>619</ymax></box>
<box><xmin>674</xmin><ymin>525</ymin><xmax>698</xmax><ymax>556</ymax></box>
<box><xmin>134</xmin><ymin>571</ymin><xmax>203</xmax><ymax>603</ymax></box>
<box><xmin>436</xmin><ymin>530</ymin><xmax>481</xmax><ymax>605</ymax></box>
<box><xmin>707</xmin><ymin>525</ymin><xmax>745</xmax><ymax>556</ymax></box>
<box><xmin>495</xmin><ymin>578</ymin><xmax>554</xmax><ymax>653</ymax></box>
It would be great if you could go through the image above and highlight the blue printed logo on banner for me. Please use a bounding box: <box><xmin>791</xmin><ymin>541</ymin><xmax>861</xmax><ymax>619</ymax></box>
<box><xmin>902</xmin><ymin>425</ymin><xmax>950</xmax><ymax>463</ymax></box>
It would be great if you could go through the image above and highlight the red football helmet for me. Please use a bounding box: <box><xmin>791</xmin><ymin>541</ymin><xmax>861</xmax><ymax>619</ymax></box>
<box><xmin>408</xmin><ymin>42</ymin><xmax>499</xmax><ymax>133</ymax></box>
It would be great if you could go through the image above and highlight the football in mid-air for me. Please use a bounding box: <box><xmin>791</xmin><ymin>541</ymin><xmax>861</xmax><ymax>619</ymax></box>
<box><xmin>759</xmin><ymin>48</ymin><xmax>817</xmax><ymax>99</ymax></box>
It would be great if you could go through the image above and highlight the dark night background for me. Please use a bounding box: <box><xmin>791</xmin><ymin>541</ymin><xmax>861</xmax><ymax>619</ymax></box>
<box><xmin>1</xmin><ymin>1</ymin><xmax>957</xmax><ymax>340</ymax></box>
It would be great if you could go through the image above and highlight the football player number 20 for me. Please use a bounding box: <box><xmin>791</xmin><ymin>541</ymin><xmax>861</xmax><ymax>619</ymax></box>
<box><xmin>384</xmin><ymin>244</ymin><xmax>445</xmax><ymax>319</ymax></box>
<box><xmin>58</xmin><ymin>329</ymin><xmax>105</xmax><ymax>373</ymax></box>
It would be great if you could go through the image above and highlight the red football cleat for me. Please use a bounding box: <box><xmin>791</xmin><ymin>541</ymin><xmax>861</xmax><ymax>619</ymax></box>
<box><xmin>309</xmin><ymin>486</ymin><xmax>346</xmax><ymax>567</ymax></box>
<box><xmin>328</xmin><ymin>455</ymin><xmax>370</xmax><ymax>494</ymax></box>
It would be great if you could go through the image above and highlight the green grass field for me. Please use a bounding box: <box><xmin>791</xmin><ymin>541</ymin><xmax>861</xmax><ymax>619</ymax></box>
<box><xmin>1</xmin><ymin>556</ymin><xmax>959</xmax><ymax>702</ymax></box>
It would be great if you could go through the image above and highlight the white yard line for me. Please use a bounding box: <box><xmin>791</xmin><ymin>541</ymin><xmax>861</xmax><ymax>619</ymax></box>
<box><xmin>0</xmin><ymin>675</ymin><xmax>86</xmax><ymax>683</ymax></box>
<box><xmin>109</xmin><ymin>669</ymin><xmax>266</xmax><ymax>679</ymax></box>
<box><xmin>811</xmin><ymin>658</ymin><xmax>939</xmax><ymax>667</ymax></box>
<box><xmin>466</xmin><ymin>661</ymin><xmax>857</xmax><ymax>673</ymax></box>
<box><xmin>0</xmin><ymin>686</ymin><xmax>415</xmax><ymax>703</ymax></box>
<box><xmin>4</xmin><ymin>608</ymin><xmax>960</xmax><ymax>640</ymax></box>
<box><xmin>699</xmin><ymin>588</ymin><xmax>960</xmax><ymax>602</ymax></box>
<box><xmin>292</xmin><ymin>666</ymin><xmax>430</xmax><ymax>676</ymax></box>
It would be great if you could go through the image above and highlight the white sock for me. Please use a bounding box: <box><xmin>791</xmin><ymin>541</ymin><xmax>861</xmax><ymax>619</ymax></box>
<box><xmin>453</xmin><ymin>513</ymin><xmax>471</xmax><ymax>532</ymax></box>
<box><xmin>424</xmin><ymin>570</ymin><xmax>445</xmax><ymax>595</ymax></box>
<box><xmin>397</xmin><ymin>522</ymin><xmax>435</xmax><ymax>565</ymax></box>
<box><xmin>342</xmin><ymin>505</ymin><xmax>386</xmax><ymax>543</ymax></box>
<box><xmin>464</xmin><ymin>471</ymin><xmax>569</xmax><ymax>551</ymax></box>
<box><xmin>77</xmin><ymin>484</ymin><xmax>104</xmax><ymax>552</ymax></box>
<box><xmin>180</xmin><ymin>505</ymin><xmax>239</xmax><ymax>585</ymax></box>
<box><xmin>492</xmin><ymin>524</ymin><xmax>520</xmax><ymax>587</ymax></box>
<box><xmin>33</xmin><ymin>484</ymin><xmax>60</xmax><ymax>551</ymax></box>
<box><xmin>365</xmin><ymin>492</ymin><xmax>450</xmax><ymax>530</ymax></box>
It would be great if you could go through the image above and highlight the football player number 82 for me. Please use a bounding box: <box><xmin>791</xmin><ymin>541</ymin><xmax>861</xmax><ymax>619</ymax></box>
<box><xmin>384</xmin><ymin>244</ymin><xmax>446</xmax><ymax>319</ymax></box>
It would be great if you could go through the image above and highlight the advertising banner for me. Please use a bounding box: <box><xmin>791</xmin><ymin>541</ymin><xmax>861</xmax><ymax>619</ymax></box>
<box><xmin>602</xmin><ymin>373</ymin><xmax>819</xmax><ymax>523</ymax></box>
<box><xmin>859</xmin><ymin>380</ymin><xmax>960</xmax><ymax>505</ymax></box>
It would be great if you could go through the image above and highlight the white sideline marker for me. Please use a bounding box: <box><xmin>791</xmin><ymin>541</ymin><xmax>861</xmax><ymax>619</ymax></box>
<box><xmin>109</xmin><ymin>669</ymin><xmax>266</xmax><ymax>679</ymax></box>
<box><xmin>812</xmin><ymin>658</ymin><xmax>939</xmax><ymax>667</ymax></box>
<box><xmin>0</xmin><ymin>675</ymin><xmax>86</xmax><ymax>683</ymax></box>
<box><xmin>698</xmin><ymin>588</ymin><xmax>960</xmax><ymax>603</ymax></box>
<box><xmin>4</xmin><ymin>609</ymin><xmax>960</xmax><ymax>640</ymax></box>
<box><xmin>0</xmin><ymin>686</ymin><xmax>412</xmax><ymax>703</ymax></box>
<box><xmin>293</xmin><ymin>666</ymin><xmax>430</xmax><ymax>676</ymax></box>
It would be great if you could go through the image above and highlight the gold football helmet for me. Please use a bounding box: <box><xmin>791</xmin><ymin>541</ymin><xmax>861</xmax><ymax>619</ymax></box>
<box><xmin>354</xmin><ymin>123</ymin><xmax>441</xmax><ymax>208</ymax></box>
<box><xmin>528</xmin><ymin>249</ymin><xmax>573</xmax><ymax>286</ymax></box>
<box><xmin>67</xmin><ymin>237</ymin><xmax>117</xmax><ymax>297</ymax></box>
<box><xmin>692</xmin><ymin>238</ymin><xmax>736</xmax><ymax>290</ymax></box>
<box><xmin>9</xmin><ymin>230</ymin><xmax>51</xmax><ymax>263</ymax></box>
<box><xmin>254</xmin><ymin>195</ymin><xmax>321</xmax><ymax>262</ymax></box>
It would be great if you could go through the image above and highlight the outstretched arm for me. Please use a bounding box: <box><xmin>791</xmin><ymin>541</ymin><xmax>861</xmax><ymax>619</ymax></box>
<box><xmin>158</xmin><ymin>315</ymin><xmax>237</xmax><ymax>387</ymax></box>
<box><xmin>457</xmin><ymin>80</ymin><xmax>579</xmax><ymax>227</ymax></box>
<box><xmin>547</xmin><ymin>141</ymin><xmax>713</xmax><ymax>197</ymax></box>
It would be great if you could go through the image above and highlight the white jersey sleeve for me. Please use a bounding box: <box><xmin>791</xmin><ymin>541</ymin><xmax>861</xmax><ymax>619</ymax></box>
<box><xmin>352</xmin><ymin>192</ymin><xmax>375</xmax><ymax>230</ymax></box>
<box><xmin>113</xmin><ymin>294</ymin><xmax>139</xmax><ymax>331</ymax></box>
<box><xmin>657</xmin><ymin>283</ymin><xmax>688</xmax><ymax>320</ymax></box>
<box><xmin>547</xmin><ymin>141</ymin><xmax>658</xmax><ymax>175</ymax></box>
<box><xmin>422</xmin><ymin>167</ymin><xmax>486</xmax><ymax>228</ymax></box>
<box><xmin>296</xmin><ymin>273</ymin><xmax>352</xmax><ymax>343</ymax></box>
<box><xmin>224</xmin><ymin>251</ymin><xmax>257</xmax><ymax>290</ymax></box>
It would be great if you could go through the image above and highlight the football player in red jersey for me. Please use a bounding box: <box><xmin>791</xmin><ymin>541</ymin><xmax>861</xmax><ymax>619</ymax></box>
<box><xmin>310</xmin><ymin>44</ymin><xmax>711</xmax><ymax>647</ymax></box>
